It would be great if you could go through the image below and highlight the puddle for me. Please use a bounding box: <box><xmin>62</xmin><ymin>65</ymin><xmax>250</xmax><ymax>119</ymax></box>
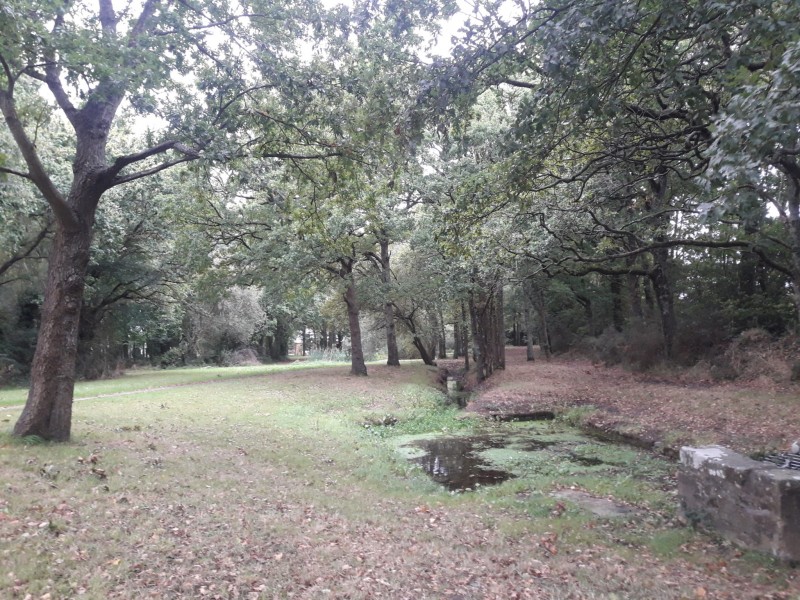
<box><xmin>490</xmin><ymin>411</ymin><xmax>556</xmax><ymax>422</ymax></box>
<box><xmin>398</xmin><ymin>422</ymin><xmax>643</xmax><ymax>492</ymax></box>
<box><xmin>405</xmin><ymin>435</ymin><xmax>516</xmax><ymax>491</ymax></box>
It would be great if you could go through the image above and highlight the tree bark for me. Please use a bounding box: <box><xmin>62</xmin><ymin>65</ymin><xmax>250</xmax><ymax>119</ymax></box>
<box><xmin>496</xmin><ymin>283</ymin><xmax>505</xmax><ymax>369</ymax></box>
<box><xmin>627</xmin><ymin>258</ymin><xmax>643</xmax><ymax>320</ymax></box>
<box><xmin>269</xmin><ymin>316</ymin><xmax>289</xmax><ymax>360</ymax></box>
<box><xmin>437</xmin><ymin>307</ymin><xmax>447</xmax><ymax>359</ymax></box>
<box><xmin>524</xmin><ymin>305</ymin><xmax>535</xmax><ymax>362</ymax></box>
<box><xmin>649</xmin><ymin>254</ymin><xmax>676</xmax><ymax>357</ymax></box>
<box><xmin>380</xmin><ymin>238</ymin><xmax>400</xmax><ymax>366</ymax></box>
<box><xmin>384</xmin><ymin>302</ymin><xmax>400</xmax><ymax>366</ymax></box>
<box><xmin>320</xmin><ymin>325</ymin><xmax>328</xmax><ymax>349</ymax></box>
<box><xmin>532</xmin><ymin>286</ymin><xmax>551</xmax><ymax>361</ymax></box>
<box><xmin>13</xmin><ymin>221</ymin><xmax>94</xmax><ymax>440</ymax></box>
<box><xmin>777</xmin><ymin>159</ymin><xmax>800</xmax><ymax>323</ymax></box>
<box><xmin>461</xmin><ymin>301</ymin><xmax>470</xmax><ymax>371</ymax></box>
<box><xmin>648</xmin><ymin>169</ymin><xmax>677</xmax><ymax>357</ymax></box>
<box><xmin>343</xmin><ymin>277</ymin><xmax>367</xmax><ymax>376</ymax></box>
<box><xmin>412</xmin><ymin>336</ymin><xmax>436</xmax><ymax>366</ymax></box>
<box><xmin>453</xmin><ymin>316</ymin><xmax>462</xmax><ymax>359</ymax></box>
<box><xmin>469</xmin><ymin>292</ymin><xmax>486</xmax><ymax>382</ymax></box>
<box><xmin>610</xmin><ymin>275</ymin><xmax>624</xmax><ymax>332</ymax></box>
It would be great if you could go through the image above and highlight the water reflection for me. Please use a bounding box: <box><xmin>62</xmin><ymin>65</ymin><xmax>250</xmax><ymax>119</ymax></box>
<box><xmin>406</xmin><ymin>435</ymin><xmax>516</xmax><ymax>491</ymax></box>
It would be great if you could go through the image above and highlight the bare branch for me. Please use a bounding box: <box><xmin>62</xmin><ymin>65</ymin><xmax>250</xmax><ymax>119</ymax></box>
<box><xmin>500</xmin><ymin>78</ymin><xmax>537</xmax><ymax>89</ymax></box>
<box><xmin>109</xmin><ymin>155</ymin><xmax>197</xmax><ymax>187</ymax></box>
<box><xmin>0</xmin><ymin>222</ymin><xmax>52</xmax><ymax>280</ymax></box>
<box><xmin>0</xmin><ymin>166</ymin><xmax>33</xmax><ymax>181</ymax></box>
<box><xmin>259</xmin><ymin>150</ymin><xmax>343</xmax><ymax>161</ymax></box>
<box><xmin>109</xmin><ymin>140</ymin><xmax>200</xmax><ymax>175</ymax></box>
<box><xmin>0</xmin><ymin>89</ymin><xmax>76</xmax><ymax>228</ymax></box>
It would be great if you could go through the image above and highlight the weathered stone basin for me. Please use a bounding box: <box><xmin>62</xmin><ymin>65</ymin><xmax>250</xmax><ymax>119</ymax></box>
<box><xmin>678</xmin><ymin>445</ymin><xmax>800</xmax><ymax>562</ymax></box>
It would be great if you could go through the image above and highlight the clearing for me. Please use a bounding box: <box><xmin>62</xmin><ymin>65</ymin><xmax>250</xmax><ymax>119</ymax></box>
<box><xmin>1</xmin><ymin>350</ymin><xmax>798</xmax><ymax>599</ymax></box>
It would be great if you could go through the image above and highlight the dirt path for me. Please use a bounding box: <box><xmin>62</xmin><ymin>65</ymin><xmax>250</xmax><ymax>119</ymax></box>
<box><xmin>462</xmin><ymin>347</ymin><xmax>800</xmax><ymax>455</ymax></box>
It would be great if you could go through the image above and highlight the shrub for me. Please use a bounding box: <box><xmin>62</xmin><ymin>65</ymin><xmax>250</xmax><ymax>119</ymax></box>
<box><xmin>722</xmin><ymin>328</ymin><xmax>789</xmax><ymax>382</ymax></box>
<box><xmin>623</xmin><ymin>326</ymin><xmax>665</xmax><ymax>371</ymax></box>
<box><xmin>159</xmin><ymin>344</ymin><xmax>188</xmax><ymax>367</ymax></box>
<box><xmin>583</xmin><ymin>325</ymin><xmax>664</xmax><ymax>371</ymax></box>
<box><xmin>220</xmin><ymin>348</ymin><xmax>261</xmax><ymax>366</ymax></box>
<box><xmin>306</xmin><ymin>348</ymin><xmax>350</xmax><ymax>362</ymax></box>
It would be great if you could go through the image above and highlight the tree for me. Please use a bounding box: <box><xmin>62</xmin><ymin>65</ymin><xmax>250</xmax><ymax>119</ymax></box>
<box><xmin>0</xmin><ymin>0</ymin><xmax>322</xmax><ymax>440</ymax></box>
<box><xmin>432</xmin><ymin>0</ymin><xmax>800</xmax><ymax>354</ymax></box>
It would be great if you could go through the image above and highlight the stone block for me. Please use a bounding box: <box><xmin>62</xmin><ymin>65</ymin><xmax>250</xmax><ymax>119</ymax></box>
<box><xmin>678</xmin><ymin>445</ymin><xmax>800</xmax><ymax>561</ymax></box>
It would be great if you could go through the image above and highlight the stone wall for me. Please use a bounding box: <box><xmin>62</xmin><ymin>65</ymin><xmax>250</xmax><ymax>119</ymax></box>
<box><xmin>678</xmin><ymin>445</ymin><xmax>800</xmax><ymax>562</ymax></box>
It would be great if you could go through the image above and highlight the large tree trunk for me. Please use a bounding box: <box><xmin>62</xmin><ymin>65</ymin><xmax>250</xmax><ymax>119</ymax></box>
<box><xmin>268</xmin><ymin>316</ymin><xmax>289</xmax><ymax>360</ymax></box>
<box><xmin>384</xmin><ymin>302</ymin><xmax>400</xmax><ymax>366</ymax></box>
<box><xmin>648</xmin><ymin>169</ymin><xmax>677</xmax><ymax>357</ymax></box>
<box><xmin>469</xmin><ymin>292</ymin><xmax>486</xmax><ymax>382</ymax></box>
<box><xmin>496</xmin><ymin>283</ymin><xmax>505</xmax><ymax>369</ymax></box>
<box><xmin>524</xmin><ymin>305</ymin><xmax>535</xmax><ymax>362</ymax></box>
<box><xmin>523</xmin><ymin>276</ymin><xmax>551</xmax><ymax>361</ymax></box>
<box><xmin>380</xmin><ymin>238</ymin><xmax>400</xmax><ymax>367</ymax></box>
<box><xmin>343</xmin><ymin>278</ymin><xmax>367</xmax><ymax>376</ymax></box>
<box><xmin>412</xmin><ymin>335</ymin><xmax>436</xmax><ymax>366</ymax></box>
<box><xmin>778</xmin><ymin>159</ymin><xmax>800</xmax><ymax>323</ymax></box>
<box><xmin>437</xmin><ymin>307</ymin><xmax>447</xmax><ymax>359</ymax></box>
<box><xmin>627</xmin><ymin>260</ymin><xmax>643</xmax><ymax>320</ymax></box>
<box><xmin>452</xmin><ymin>315</ymin><xmax>462</xmax><ymax>359</ymax></box>
<box><xmin>610</xmin><ymin>275</ymin><xmax>624</xmax><ymax>332</ymax></box>
<box><xmin>650</xmin><ymin>252</ymin><xmax>676</xmax><ymax>357</ymax></box>
<box><xmin>4</xmin><ymin>1</ymin><xmax>175</xmax><ymax>441</ymax></box>
<box><xmin>320</xmin><ymin>324</ymin><xmax>328</xmax><ymax>349</ymax></box>
<box><xmin>531</xmin><ymin>285</ymin><xmax>551</xmax><ymax>361</ymax></box>
<box><xmin>13</xmin><ymin>221</ymin><xmax>94</xmax><ymax>441</ymax></box>
<box><xmin>461</xmin><ymin>301</ymin><xmax>470</xmax><ymax>371</ymax></box>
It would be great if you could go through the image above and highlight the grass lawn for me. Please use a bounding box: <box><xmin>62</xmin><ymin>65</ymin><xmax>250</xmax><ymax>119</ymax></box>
<box><xmin>1</xmin><ymin>361</ymin><xmax>797</xmax><ymax>599</ymax></box>
<box><xmin>0</xmin><ymin>360</ymin><xmax>347</xmax><ymax>407</ymax></box>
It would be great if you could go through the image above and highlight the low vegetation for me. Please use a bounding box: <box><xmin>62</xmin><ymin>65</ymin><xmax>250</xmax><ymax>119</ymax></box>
<box><xmin>2</xmin><ymin>359</ymin><xmax>798</xmax><ymax>599</ymax></box>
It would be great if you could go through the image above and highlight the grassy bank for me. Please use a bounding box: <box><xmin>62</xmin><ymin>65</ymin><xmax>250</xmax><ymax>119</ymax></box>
<box><xmin>0</xmin><ymin>361</ymin><xmax>796</xmax><ymax>599</ymax></box>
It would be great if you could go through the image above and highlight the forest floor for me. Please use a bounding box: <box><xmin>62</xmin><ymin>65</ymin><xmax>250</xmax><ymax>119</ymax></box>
<box><xmin>1</xmin><ymin>353</ymin><xmax>799</xmax><ymax>599</ymax></box>
<box><xmin>462</xmin><ymin>346</ymin><xmax>800</xmax><ymax>456</ymax></box>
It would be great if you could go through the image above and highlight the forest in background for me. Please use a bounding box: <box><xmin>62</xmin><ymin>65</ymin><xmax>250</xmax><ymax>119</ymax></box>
<box><xmin>1</xmin><ymin>0</ymin><xmax>799</xmax><ymax>439</ymax></box>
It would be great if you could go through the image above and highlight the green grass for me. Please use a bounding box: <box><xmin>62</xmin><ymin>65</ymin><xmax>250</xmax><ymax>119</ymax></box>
<box><xmin>0</xmin><ymin>360</ymin><xmax>354</xmax><ymax>407</ymax></box>
<box><xmin>0</xmin><ymin>361</ymin><xmax>795</xmax><ymax>599</ymax></box>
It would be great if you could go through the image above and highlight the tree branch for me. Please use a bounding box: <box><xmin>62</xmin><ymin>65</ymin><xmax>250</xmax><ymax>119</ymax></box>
<box><xmin>0</xmin><ymin>166</ymin><xmax>33</xmax><ymax>181</ymax></box>
<box><xmin>98</xmin><ymin>0</ymin><xmax>118</xmax><ymax>35</ymax></box>
<box><xmin>0</xmin><ymin>89</ymin><xmax>76</xmax><ymax>228</ymax></box>
<box><xmin>0</xmin><ymin>222</ymin><xmax>52</xmax><ymax>280</ymax></box>
<box><xmin>41</xmin><ymin>8</ymin><xmax>79</xmax><ymax>126</ymax></box>
<box><xmin>108</xmin><ymin>140</ymin><xmax>200</xmax><ymax>175</ymax></box>
<box><xmin>109</xmin><ymin>155</ymin><xmax>198</xmax><ymax>187</ymax></box>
